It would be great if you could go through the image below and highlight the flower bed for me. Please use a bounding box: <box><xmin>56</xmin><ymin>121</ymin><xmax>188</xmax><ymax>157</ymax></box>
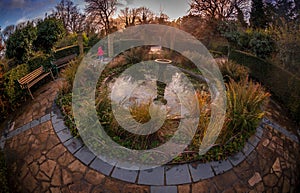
<box><xmin>57</xmin><ymin>49</ymin><xmax>270</xmax><ymax>163</ymax></box>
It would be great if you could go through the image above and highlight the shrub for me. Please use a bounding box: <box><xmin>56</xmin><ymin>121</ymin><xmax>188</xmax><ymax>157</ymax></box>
<box><xmin>218</xmin><ymin>60</ymin><xmax>249</xmax><ymax>83</ymax></box>
<box><xmin>123</xmin><ymin>47</ymin><xmax>149</xmax><ymax>64</ymax></box>
<box><xmin>192</xmin><ymin>78</ymin><xmax>269</xmax><ymax>162</ymax></box>
<box><xmin>60</xmin><ymin>57</ymin><xmax>81</xmax><ymax>94</ymax></box>
<box><xmin>248</xmin><ymin>30</ymin><xmax>276</xmax><ymax>59</ymax></box>
<box><xmin>219</xmin><ymin>23</ymin><xmax>276</xmax><ymax>59</ymax></box>
<box><xmin>96</xmin><ymin>90</ymin><xmax>162</xmax><ymax>149</ymax></box>
<box><xmin>4</xmin><ymin>64</ymin><xmax>29</xmax><ymax>107</ymax></box>
<box><xmin>214</xmin><ymin>45</ymin><xmax>229</xmax><ymax>56</ymax></box>
<box><xmin>27</xmin><ymin>53</ymin><xmax>52</xmax><ymax>71</ymax></box>
<box><xmin>271</xmin><ymin>22</ymin><xmax>300</xmax><ymax>75</ymax></box>
<box><xmin>55</xmin><ymin>34</ymin><xmax>78</xmax><ymax>49</ymax></box>
<box><xmin>87</xmin><ymin>34</ymin><xmax>101</xmax><ymax>48</ymax></box>
<box><xmin>129</xmin><ymin>100</ymin><xmax>151</xmax><ymax>124</ymax></box>
<box><xmin>230</xmin><ymin>50</ymin><xmax>300</xmax><ymax>123</ymax></box>
<box><xmin>56</xmin><ymin>93</ymin><xmax>77</xmax><ymax>137</ymax></box>
<box><xmin>53</xmin><ymin>45</ymin><xmax>79</xmax><ymax>60</ymax></box>
<box><xmin>217</xmin><ymin>21</ymin><xmax>241</xmax><ymax>46</ymax></box>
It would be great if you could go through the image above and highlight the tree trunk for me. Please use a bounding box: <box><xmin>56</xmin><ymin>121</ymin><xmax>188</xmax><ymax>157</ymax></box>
<box><xmin>77</xmin><ymin>31</ymin><xmax>84</xmax><ymax>56</ymax></box>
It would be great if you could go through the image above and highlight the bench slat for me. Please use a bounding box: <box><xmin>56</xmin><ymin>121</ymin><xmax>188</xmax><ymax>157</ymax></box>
<box><xmin>27</xmin><ymin>72</ymin><xmax>50</xmax><ymax>88</ymax></box>
<box><xmin>18</xmin><ymin>65</ymin><xmax>54</xmax><ymax>99</ymax></box>
<box><xmin>53</xmin><ymin>54</ymin><xmax>77</xmax><ymax>66</ymax></box>
<box><xmin>18</xmin><ymin>66</ymin><xmax>44</xmax><ymax>85</ymax></box>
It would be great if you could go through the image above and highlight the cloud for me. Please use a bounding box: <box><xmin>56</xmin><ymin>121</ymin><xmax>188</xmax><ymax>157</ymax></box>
<box><xmin>16</xmin><ymin>16</ymin><xmax>29</xmax><ymax>25</ymax></box>
<box><xmin>118</xmin><ymin>0</ymin><xmax>135</xmax><ymax>7</ymax></box>
<box><xmin>0</xmin><ymin>0</ymin><xmax>55</xmax><ymax>11</ymax></box>
<box><xmin>0</xmin><ymin>0</ymin><xmax>27</xmax><ymax>9</ymax></box>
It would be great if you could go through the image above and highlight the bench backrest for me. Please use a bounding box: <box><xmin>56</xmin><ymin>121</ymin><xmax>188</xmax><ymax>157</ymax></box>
<box><xmin>18</xmin><ymin>66</ymin><xmax>44</xmax><ymax>85</ymax></box>
<box><xmin>53</xmin><ymin>54</ymin><xmax>77</xmax><ymax>66</ymax></box>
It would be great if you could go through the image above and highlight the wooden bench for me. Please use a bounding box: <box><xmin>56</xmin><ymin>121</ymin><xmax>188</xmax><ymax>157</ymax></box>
<box><xmin>18</xmin><ymin>66</ymin><xmax>55</xmax><ymax>99</ymax></box>
<box><xmin>52</xmin><ymin>54</ymin><xmax>77</xmax><ymax>69</ymax></box>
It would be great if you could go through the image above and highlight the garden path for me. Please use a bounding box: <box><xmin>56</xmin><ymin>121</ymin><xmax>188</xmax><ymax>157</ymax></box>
<box><xmin>0</xmin><ymin>79</ymin><xmax>299</xmax><ymax>193</ymax></box>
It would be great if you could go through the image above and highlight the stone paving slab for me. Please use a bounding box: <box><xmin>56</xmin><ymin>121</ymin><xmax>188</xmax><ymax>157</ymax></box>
<box><xmin>189</xmin><ymin>162</ymin><xmax>214</xmax><ymax>181</ymax></box>
<box><xmin>151</xmin><ymin>186</ymin><xmax>177</xmax><ymax>193</ymax></box>
<box><xmin>138</xmin><ymin>167</ymin><xmax>165</xmax><ymax>185</ymax></box>
<box><xmin>56</xmin><ymin>128</ymin><xmax>73</xmax><ymax>143</ymax></box>
<box><xmin>255</xmin><ymin>126</ymin><xmax>264</xmax><ymax>139</ymax></box>
<box><xmin>52</xmin><ymin>120</ymin><xmax>67</xmax><ymax>132</ymax></box>
<box><xmin>74</xmin><ymin>145</ymin><xmax>96</xmax><ymax>165</ymax></box>
<box><xmin>40</xmin><ymin>114</ymin><xmax>51</xmax><ymax>123</ymax></box>
<box><xmin>242</xmin><ymin>141</ymin><xmax>256</xmax><ymax>156</ymax></box>
<box><xmin>228</xmin><ymin>151</ymin><xmax>246</xmax><ymax>166</ymax></box>
<box><xmin>248</xmin><ymin>135</ymin><xmax>260</xmax><ymax>147</ymax></box>
<box><xmin>210</xmin><ymin>159</ymin><xmax>232</xmax><ymax>175</ymax></box>
<box><xmin>111</xmin><ymin>166</ymin><xmax>138</xmax><ymax>183</ymax></box>
<box><xmin>90</xmin><ymin>157</ymin><xmax>115</xmax><ymax>176</ymax></box>
<box><xmin>165</xmin><ymin>164</ymin><xmax>191</xmax><ymax>185</ymax></box>
<box><xmin>64</xmin><ymin>137</ymin><xmax>84</xmax><ymax>154</ymax></box>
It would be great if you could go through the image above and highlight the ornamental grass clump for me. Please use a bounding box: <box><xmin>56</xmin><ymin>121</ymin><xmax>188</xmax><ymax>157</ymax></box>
<box><xmin>59</xmin><ymin>57</ymin><xmax>81</xmax><ymax>94</ymax></box>
<box><xmin>220</xmin><ymin>78</ymin><xmax>270</xmax><ymax>143</ymax></box>
<box><xmin>218</xmin><ymin>60</ymin><xmax>249</xmax><ymax>83</ymax></box>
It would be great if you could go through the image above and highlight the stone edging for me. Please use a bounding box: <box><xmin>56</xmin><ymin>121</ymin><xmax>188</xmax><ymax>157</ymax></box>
<box><xmin>0</xmin><ymin>113</ymin><xmax>51</xmax><ymax>149</ymax></box>
<box><xmin>1</xmin><ymin>99</ymin><xmax>298</xmax><ymax>188</ymax></box>
<box><xmin>51</xmin><ymin>101</ymin><xmax>265</xmax><ymax>186</ymax></box>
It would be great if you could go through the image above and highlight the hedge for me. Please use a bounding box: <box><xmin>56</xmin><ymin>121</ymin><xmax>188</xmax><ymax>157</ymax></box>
<box><xmin>4</xmin><ymin>64</ymin><xmax>29</xmax><ymax>106</ymax></box>
<box><xmin>27</xmin><ymin>54</ymin><xmax>52</xmax><ymax>71</ymax></box>
<box><xmin>229</xmin><ymin>50</ymin><xmax>300</xmax><ymax>123</ymax></box>
<box><xmin>53</xmin><ymin>45</ymin><xmax>79</xmax><ymax>60</ymax></box>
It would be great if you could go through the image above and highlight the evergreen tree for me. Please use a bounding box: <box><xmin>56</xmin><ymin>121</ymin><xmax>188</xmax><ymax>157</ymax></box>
<box><xmin>34</xmin><ymin>18</ymin><xmax>65</xmax><ymax>53</ymax></box>
<box><xmin>235</xmin><ymin>5</ymin><xmax>248</xmax><ymax>28</ymax></box>
<box><xmin>250</xmin><ymin>0</ymin><xmax>269</xmax><ymax>29</ymax></box>
<box><xmin>5</xmin><ymin>24</ymin><xmax>37</xmax><ymax>63</ymax></box>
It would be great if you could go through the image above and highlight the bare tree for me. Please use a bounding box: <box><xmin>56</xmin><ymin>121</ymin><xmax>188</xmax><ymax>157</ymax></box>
<box><xmin>119</xmin><ymin>7</ymin><xmax>140</xmax><ymax>27</ymax></box>
<box><xmin>156</xmin><ymin>9</ymin><xmax>170</xmax><ymax>24</ymax></box>
<box><xmin>84</xmin><ymin>14</ymin><xmax>101</xmax><ymax>35</ymax></box>
<box><xmin>189</xmin><ymin>0</ymin><xmax>249</xmax><ymax>21</ymax></box>
<box><xmin>85</xmin><ymin>0</ymin><xmax>117</xmax><ymax>35</ymax></box>
<box><xmin>53</xmin><ymin>0</ymin><xmax>85</xmax><ymax>33</ymax></box>
<box><xmin>137</xmin><ymin>7</ymin><xmax>154</xmax><ymax>24</ymax></box>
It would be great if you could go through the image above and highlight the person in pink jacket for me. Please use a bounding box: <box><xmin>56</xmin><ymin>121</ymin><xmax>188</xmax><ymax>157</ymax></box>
<box><xmin>98</xmin><ymin>46</ymin><xmax>104</xmax><ymax>61</ymax></box>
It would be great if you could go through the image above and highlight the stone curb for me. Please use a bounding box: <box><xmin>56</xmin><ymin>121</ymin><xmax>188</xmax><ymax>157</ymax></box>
<box><xmin>50</xmin><ymin>101</ymin><xmax>264</xmax><ymax>187</ymax></box>
<box><xmin>262</xmin><ymin>118</ymin><xmax>299</xmax><ymax>143</ymax></box>
<box><xmin>0</xmin><ymin>113</ymin><xmax>52</xmax><ymax>149</ymax></box>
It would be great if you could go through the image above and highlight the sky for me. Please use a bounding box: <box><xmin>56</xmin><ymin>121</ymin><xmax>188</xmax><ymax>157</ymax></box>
<box><xmin>0</xmin><ymin>0</ymin><xmax>190</xmax><ymax>29</ymax></box>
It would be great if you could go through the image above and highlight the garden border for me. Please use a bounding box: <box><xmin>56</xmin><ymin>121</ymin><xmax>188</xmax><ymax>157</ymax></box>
<box><xmin>51</xmin><ymin>100</ymin><xmax>267</xmax><ymax>186</ymax></box>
